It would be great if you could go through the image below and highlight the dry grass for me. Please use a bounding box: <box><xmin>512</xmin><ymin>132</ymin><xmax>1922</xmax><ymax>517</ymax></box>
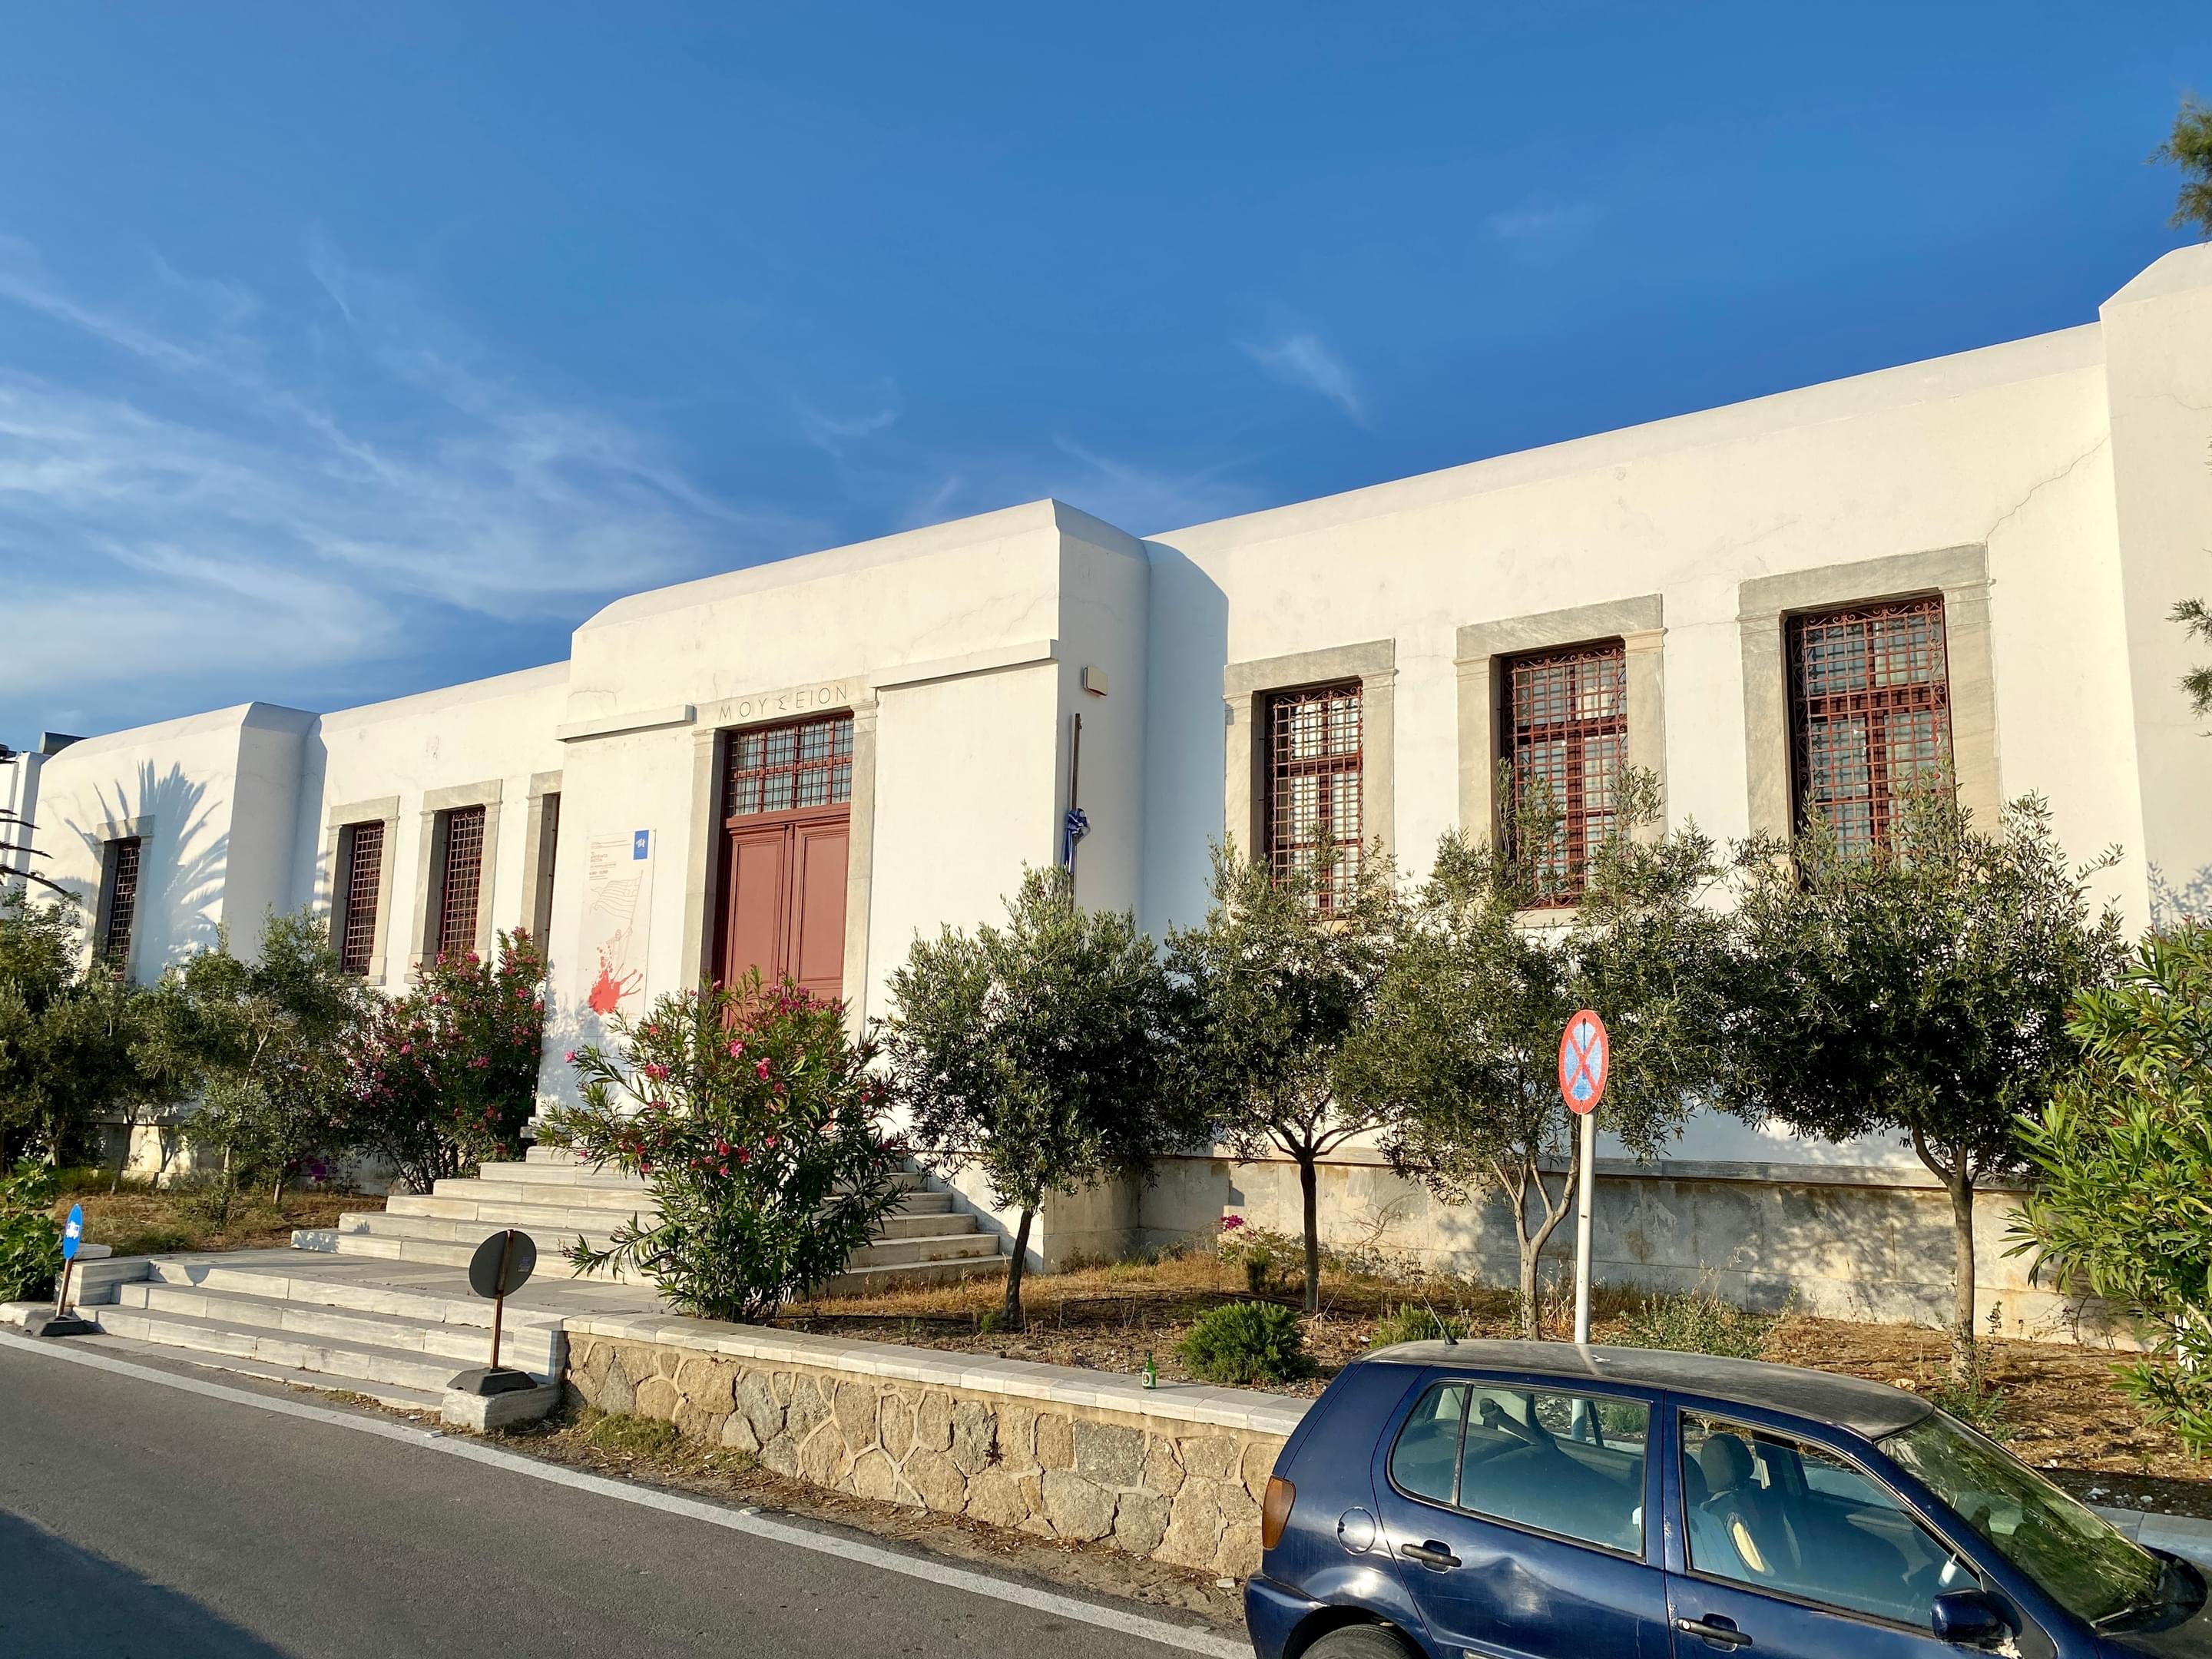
<box><xmin>51</xmin><ymin>1184</ymin><xmax>381</xmax><ymax>1257</ymax></box>
<box><xmin>781</xmin><ymin>1247</ymin><xmax>2209</xmax><ymax>1504</ymax></box>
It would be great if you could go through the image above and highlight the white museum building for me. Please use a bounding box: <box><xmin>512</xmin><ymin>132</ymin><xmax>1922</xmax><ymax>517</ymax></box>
<box><xmin>8</xmin><ymin>243</ymin><xmax>2212</xmax><ymax>1336</ymax></box>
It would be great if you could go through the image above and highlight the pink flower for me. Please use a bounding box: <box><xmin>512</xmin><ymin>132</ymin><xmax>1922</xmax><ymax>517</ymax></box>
<box><xmin>1219</xmin><ymin>1214</ymin><xmax>1247</xmax><ymax>1234</ymax></box>
<box><xmin>755</xmin><ymin>1059</ymin><xmax>770</xmax><ymax>1080</ymax></box>
<box><xmin>565</xmin><ymin>1050</ymin><xmax>578</xmax><ymax>1065</ymax></box>
<box><xmin>727</xmin><ymin>1040</ymin><xmax>745</xmax><ymax>1059</ymax></box>
<box><xmin>643</xmin><ymin>1062</ymin><xmax>668</xmax><ymax>1081</ymax></box>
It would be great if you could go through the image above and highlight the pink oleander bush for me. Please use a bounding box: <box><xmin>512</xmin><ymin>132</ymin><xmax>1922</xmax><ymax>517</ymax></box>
<box><xmin>544</xmin><ymin>972</ymin><xmax>905</xmax><ymax>1323</ymax></box>
<box><xmin>344</xmin><ymin>930</ymin><xmax>548</xmax><ymax>1193</ymax></box>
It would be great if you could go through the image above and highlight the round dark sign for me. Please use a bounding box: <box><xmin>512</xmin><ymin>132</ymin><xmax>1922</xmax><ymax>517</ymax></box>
<box><xmin>467</xmin><ymin>1228</ymin><xmax>538</xmax><ymax>1300</ymax></box>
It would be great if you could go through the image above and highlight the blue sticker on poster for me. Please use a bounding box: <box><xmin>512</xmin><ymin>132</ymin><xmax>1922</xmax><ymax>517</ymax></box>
<box><xmin>633</xmin><ymin>830</ymin><xmax>651</xmax><ymax>860</ymax></box>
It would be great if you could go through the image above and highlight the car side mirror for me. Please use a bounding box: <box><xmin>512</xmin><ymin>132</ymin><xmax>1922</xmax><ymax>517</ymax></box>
<box><xmin>1930</xmin><ymin>1588</ymin><xmax>2013</xmax><ymax>1648</ymax></box>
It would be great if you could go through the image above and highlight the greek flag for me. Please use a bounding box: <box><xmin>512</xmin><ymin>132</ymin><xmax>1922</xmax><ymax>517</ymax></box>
<box><xmin>1061</xmin><ymin>806</ymin><xmax>1091</xmax><ymax>867</ymax></box>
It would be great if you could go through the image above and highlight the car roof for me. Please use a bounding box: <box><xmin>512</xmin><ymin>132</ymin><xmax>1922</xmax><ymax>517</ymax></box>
<box><xmin>1363</xmin><ymin>1339</ymin><xmax>1934</xmax><ymax>1439</ymax></box>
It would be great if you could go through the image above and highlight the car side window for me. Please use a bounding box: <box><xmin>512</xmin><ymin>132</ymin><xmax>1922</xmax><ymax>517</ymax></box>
<box><xmin>1389</xmin><ymin>1380</ymin><xmax>1649</xmax><ymax>1554</ymax></box>
<box><xmin>1680</xmin><ymin>1412</ymin><xmax>1973</xmax><ymax>1626</ymax></box>
<box><xmin>1389</xmin><ymin>1382</ymin><xmax>1469</xmax><ymax>1505</ymax></box>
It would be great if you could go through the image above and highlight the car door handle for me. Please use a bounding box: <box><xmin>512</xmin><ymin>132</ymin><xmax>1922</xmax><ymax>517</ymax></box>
<box><xmin>1675</xmin><ymin>1617</ymin><xmax>1753</xmax><ymax>1650</ymax></box>
<box><xmin>1398</xmin><ymin>1540</ymin><xmax>1461</xmax><ymax>1571</ymax></box>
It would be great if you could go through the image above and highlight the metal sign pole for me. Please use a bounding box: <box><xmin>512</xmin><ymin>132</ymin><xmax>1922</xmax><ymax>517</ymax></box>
<box><xmin>1558</xmin><ymin>1011</ymin><xmax>1609</xmax><ymax>1350</ymax></box>
<box><xmin>1573</xmin><ymin>1109</ymin><xmax>1597</xmax><ymax>1346</ymax></box>
<box><xmin>488</xmin><ymin>1228</ymin><xmax>515</xmax><ymax>1373</ymax></box>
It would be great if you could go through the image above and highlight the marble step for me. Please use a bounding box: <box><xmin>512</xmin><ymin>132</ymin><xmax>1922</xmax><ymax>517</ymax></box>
<box><xmin>92</xmin><ymin>1305</ymin><xmax>494</xmax><ymax>1397</ymax></box>
<box><xmin>81</xmin><ymin>1333</ymin><xmax>448</xmax><ymax>1413</ymax></box>
<box><xmin>141</xmin><ymin>1257</ymin><xmax>563</xmax><ymax>1336</ymax></box>
<box><xmin>498</xmin><ymin>1152</ymin><xmax>930</xmax><ymax>1194</ymax></box>
<box><xmin>296</xmin><ymin>1222</ymin><xmax>1005</xmax><ymax>1295</ymax></box>
<box><xmin>332</xmin><ymin>1208</ymin><xmax>993</xmax><ymax>1270</ymax></box>
<box><xmin>399</xmin><ymin>1187</ymin><xmax>960</xmax><ymax>1229</ymax></box>
<box><xmin>109</xmin><ymin>1279</ymin><xmax>561</xmax><ymax>1373</ymax></box>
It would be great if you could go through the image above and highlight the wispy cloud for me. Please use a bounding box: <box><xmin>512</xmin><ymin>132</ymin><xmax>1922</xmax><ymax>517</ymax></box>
<box><xmin>889</xmin><ymin>437</ymin><xmax>1267</xmax><ymax>538</ymax></box>
<box><xmin>0</xmin><ymin>236</ymin><xmax>808</xmax><ymax>717</ymax></box>
<box><xmin>1485</xmin><ymin>196</ymin><xmax>1599</xmax><ymax>247</ymax></box>
<box><xmin>800</xmin><ymin>398</ymin><xmax>899</xmax><ymax>459</ymax></box>
<box><xmin>1240</xmin><ymin>331</ymin><xmax>1366</xmax><ymax>426</ymax></box>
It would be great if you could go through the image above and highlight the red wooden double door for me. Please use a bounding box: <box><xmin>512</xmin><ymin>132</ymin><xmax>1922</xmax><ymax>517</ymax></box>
<box><xmin>714</xmin><ymin>713</ymin><xmax>853</xmax><ymax>1005</ymax></box>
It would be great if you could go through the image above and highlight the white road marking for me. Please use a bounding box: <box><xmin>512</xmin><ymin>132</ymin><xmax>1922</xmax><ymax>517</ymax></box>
<box><xmin>0</xmin><ymin>1330</ymin><xmax>1249</xmax><ymax>1659</ymax></box>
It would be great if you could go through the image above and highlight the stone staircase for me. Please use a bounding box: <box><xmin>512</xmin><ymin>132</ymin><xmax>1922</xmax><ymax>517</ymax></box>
<box><xmin>292</xmin><ymin>1146</ymin><xmax>1008</xmax><ymax>1296</ymax></box>
<box><xmin>63</xmin><ymin>1151</ymin><xmax>1004</xmax><ymax>1410</ymax></box>
<box><xmin>85</xmin><ymin>1252</ymin><xmax>571</xmax><ymax>1411</ymax></box>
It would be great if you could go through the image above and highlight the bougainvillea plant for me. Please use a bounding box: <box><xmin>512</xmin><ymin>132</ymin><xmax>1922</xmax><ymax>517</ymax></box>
<box><xmin>344</xmin><ymin>930</ymin><xmax>548</xmax><ymax>1194</ymax></box>
<box><xmin>542</xmin><ymin>973</ymin><xmax>906</xmax><ymax>1323</ymax></box>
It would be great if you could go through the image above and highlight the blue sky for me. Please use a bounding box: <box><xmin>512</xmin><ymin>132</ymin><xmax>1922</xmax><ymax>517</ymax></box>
<box><xmin>2</xmin><ymin>3</ymin><xmax>2207</xmax><ymax>745</ymax></box>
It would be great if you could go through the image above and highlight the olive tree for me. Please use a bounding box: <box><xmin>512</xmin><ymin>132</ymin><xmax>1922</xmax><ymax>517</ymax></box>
<box><xmin>1338</xmin><ymin>772</ymin><xmax>1733</xmax><ymax>1335</ymax></box>
<box><xmin>1166</xmin><ymin>843</ymin><xmax>1394</xmax><ymax>1314</ymax></box>
<box><xmin>1724</xmin><ymin>790</ymin><xmax>2125</xmax><ymax>1380</ymax></box>
<box><xmin>881</xmin><ymin>866</ymin><xmax>1187</xmax><ymax>1329</ymax></box>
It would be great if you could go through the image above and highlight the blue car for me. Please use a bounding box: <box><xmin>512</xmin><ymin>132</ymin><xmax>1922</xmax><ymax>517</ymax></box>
<box><xmin>1246</xmin><ymin>1339</ymin><xmax>2209</xmax><ymax>1659</ymax></box>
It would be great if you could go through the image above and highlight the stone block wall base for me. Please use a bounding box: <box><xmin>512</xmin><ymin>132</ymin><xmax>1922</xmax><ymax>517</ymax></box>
<box><xmin>442</xmin><ymin>1381</ymin><xmax>563</xmax><ymax>1432</ymax></box>
<box><xmin>567</xmin><ymin>1335</ymin><xmax>1281</xmax><ymax>1578</ymax></box>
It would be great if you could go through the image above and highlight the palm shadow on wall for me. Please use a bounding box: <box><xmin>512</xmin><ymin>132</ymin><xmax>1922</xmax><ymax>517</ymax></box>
<box><xmin>61</xmin><ymin>760</ymin><xmax>229</xmax><ymax>970</ymax></box>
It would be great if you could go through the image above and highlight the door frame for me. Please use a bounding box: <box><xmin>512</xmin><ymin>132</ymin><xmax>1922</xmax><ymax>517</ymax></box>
<box><xmin>679</xmin><ymin>682</ymin><xmax>880</xmax><ymax>1028</ymax></box>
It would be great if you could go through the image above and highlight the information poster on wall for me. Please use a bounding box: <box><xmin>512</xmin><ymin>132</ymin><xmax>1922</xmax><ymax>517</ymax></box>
<box><xmin>583</xmin><ymin>829</ymin><xmax>654</xmax><ymax>1017</ymax></box>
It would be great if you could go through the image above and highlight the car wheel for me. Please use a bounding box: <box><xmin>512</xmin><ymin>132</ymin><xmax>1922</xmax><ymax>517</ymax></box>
<box><xmin>1300</xmin><ymin>1622</ymin><xmax>1420</xmax><ymax>1659</ymax></box>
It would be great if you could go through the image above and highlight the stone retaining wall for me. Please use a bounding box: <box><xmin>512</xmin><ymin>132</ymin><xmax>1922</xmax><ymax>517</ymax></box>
<box><xmin>563</xmin><ymin>1316</ymin><xmax>1307</xmax><ymax>1578</ymax></box>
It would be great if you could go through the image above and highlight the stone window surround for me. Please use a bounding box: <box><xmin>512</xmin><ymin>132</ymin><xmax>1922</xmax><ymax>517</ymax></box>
<box><xmin>677</xmin><ymin>678</ymin><xmax>881</xmax><ymax>1028</ymax></box>
<box><xmin>516</xmin><ymin>771</ymin><xmax>563</xmax><ymax>950</ymax></box>
<box><xmin>90</xmin><ymin>813</ymin><xmax>155</xmax><ymax>984</ymax></box>
<box><xmin>410</xmin><ymin>780</ymin><xmax>505</xmax><ymax>969</ymax></box>
<box><xmin>1737</xmin><ymin>545</ymin><xmax>1998</xmax><ymax>841</ymax></box>
<box><xmin>1456</xmin><ymin>595</ymin><xmax>1667</xmax><ymax>849</ymax></box>
<box><xmin>321</xmin><ymin>796</ymin><xmax>400</xmax><ymax>984</ymax></box>
<box><xmin>1222</xmin><ymin>639</ymin><xmax>1397</xmax><ymax>866</ymax></box>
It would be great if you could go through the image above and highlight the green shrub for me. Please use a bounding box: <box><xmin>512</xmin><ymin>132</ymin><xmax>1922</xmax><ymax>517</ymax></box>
<box><xmin>345</xmin><ymin>929</ymin><xmax>546</xmax><ymax>1194</ymax></box>
<box><xmin>1178</xmin><ymin>1300</ymin><xmax>1313</xmax><ymax>1384</ymax></box>
<box><xmin>547</xmin><ymin>973</ymin><xmax>905</xmax><ymax>1323</ymax></box>
<box><xmin>2015</xmin><ymin>926</ymin><xmax>2212</xmax><ymax>1455</ymax></box>
<box><xmin>1370</xmin><ymin>1303</ymin><xmax>1469</xmax><ymax>1348</ymax></box>
<box><xmin>0</xmin><ymin>1163</ymin><xmax>62</xmax><ymax>1302</ymax></box>
<box><xmin>1616</xmin><ymin>1287</ymin><xmax>1777</xmax><ymax>1360</ymax></box>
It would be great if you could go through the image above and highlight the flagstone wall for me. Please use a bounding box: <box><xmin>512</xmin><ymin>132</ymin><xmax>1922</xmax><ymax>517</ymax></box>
<box><xmin>562</xmin><ymin>1313</ymin><xmax>1306</xmax><ymax>1578</ymax></box>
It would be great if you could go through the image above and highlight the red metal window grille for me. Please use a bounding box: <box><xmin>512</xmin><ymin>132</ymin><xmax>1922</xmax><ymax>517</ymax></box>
<box><xmin>101</xmin><ymin>836</ymin><xmax>141</xmax><ymax>969</ymax></box>
<box><xmin>724</xmin><ymin>714</ymin><xmax>854</xmax><ymax>819</ymax></box>
<box><xmin>1505</xmin><ymin>642</ymin><xmax>1628</xmax><ymax>905</ymax></box>
<box><xmin>1265</xmin><ymin>683</ymin><xmax>1363</xmax><ymax>908</ymax></box>
<box><xmin>338</xmin><ymin>820</ymin><xmax>384</xmax><ymax>974</ymax></box>
<box><xmin>436</xmin><ymin>806</ymin><xmax>485</xmax><ymax>960</ymax></box>
<box><xmin>1787</xmin><ymin>597</ymin><xmax>1952</xmax><ymax>854</ymax></box>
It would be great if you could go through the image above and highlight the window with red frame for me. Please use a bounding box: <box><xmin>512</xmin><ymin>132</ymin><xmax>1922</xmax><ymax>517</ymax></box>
<box><xmin>1263</xmin><ymin>683</ymin><xmax>1363</xmax><ymax>909</ymax></box>
<box><xmin>337</xmin><ymin>820</ymin><xmax>384</xmax><ymax>974</ymax></box>
<box><xmin>1503</xmin><ymin>643</ymin><xmax>1627</xmax><ymax>905</ymax></box>
<box><xmin>435</xmin><ymin>805</ymin><xmax>485</xmax><ymax>960</ymax></box>
<box><xmin>724</xmin><ymin>713</ymin><xmax>853</xmax><ymax>819</ymax></box>
<box><xmin>1787</xmin><ymin>598</ymin><xmax>1952</xmax><ymax>854</ymax></box>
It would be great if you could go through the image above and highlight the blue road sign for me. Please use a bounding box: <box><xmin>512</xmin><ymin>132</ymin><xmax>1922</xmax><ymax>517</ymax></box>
<box><xmin>61</xmin><ymin>1204</ymin><xmax>83</xmax><ymax>1261</ymax></box>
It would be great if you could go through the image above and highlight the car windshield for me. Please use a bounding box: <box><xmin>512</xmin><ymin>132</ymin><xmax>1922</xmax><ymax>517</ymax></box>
<box><xmin>1880</xmin><ymin>1412</ymin><xmax>2164</xmax><ymax>1626</ymax></box>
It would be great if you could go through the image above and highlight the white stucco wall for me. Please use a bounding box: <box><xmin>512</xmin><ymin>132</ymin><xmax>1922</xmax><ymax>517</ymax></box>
<box><xmin>19</xmin><ymin>243</ymin><xmax>2212</xmax><ymax>1311</ymax></box>
<box><xmin>302</xmin><ymin>663</ymin><xmax>570</xmax><ymax>990</ymax></box>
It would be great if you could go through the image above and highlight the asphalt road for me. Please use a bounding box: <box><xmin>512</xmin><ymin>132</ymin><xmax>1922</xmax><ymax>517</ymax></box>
<box><xmin>0</xmin><ymin>1343</ymin><xmax>1224</xmax><ymax>1659</ymax></box>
